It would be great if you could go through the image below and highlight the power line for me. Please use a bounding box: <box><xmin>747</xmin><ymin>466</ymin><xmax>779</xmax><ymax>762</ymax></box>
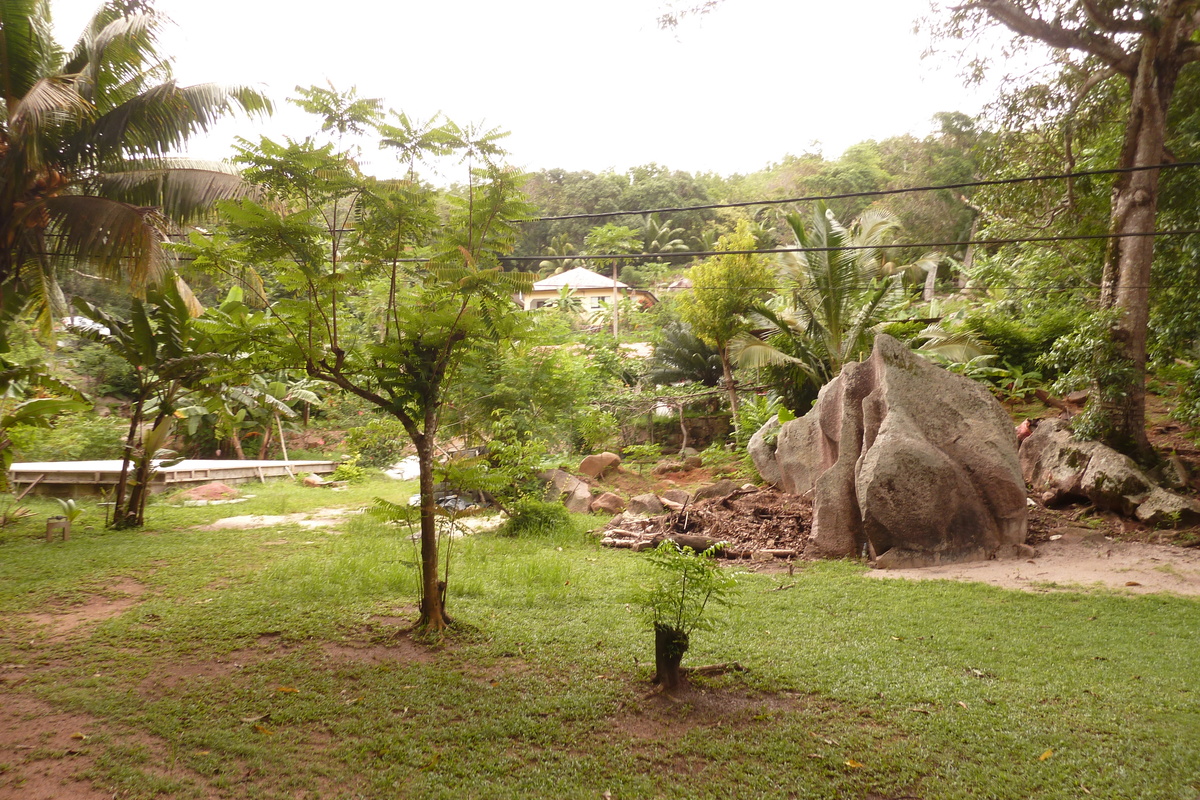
<box><xmin>523</xmin><ymin>160</ymin><xmax>1200</xmax><ymax>222</ymax></box>
<box><xmin>500</xmin><ymin>226</ymin><xmax>1200</xmax><ymax>264</ymax></box>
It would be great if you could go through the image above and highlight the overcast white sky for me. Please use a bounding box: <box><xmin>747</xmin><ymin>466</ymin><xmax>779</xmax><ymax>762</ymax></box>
<box><xmin>51</xmin><ymin>0</ymin><xmax>990</xmax><ymax>178</ymax></box>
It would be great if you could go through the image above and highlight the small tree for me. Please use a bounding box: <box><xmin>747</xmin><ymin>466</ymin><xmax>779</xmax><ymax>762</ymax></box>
<box><xmin>213</xmin><ymin>89</ymin><xmax>534</xmax><ymax>632</ymax></box>
<box><xmin>641</xmin><ymin>540</ymin><xmax>737</xmax><ymax>691</ymax></box>
<box><xmin>677</xmin><ymin>220</ymin><xmax>773</xmax><ymax>420</ymax></box>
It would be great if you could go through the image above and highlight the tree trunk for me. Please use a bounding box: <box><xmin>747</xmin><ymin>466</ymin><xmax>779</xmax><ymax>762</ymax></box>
<box><xmin>653</xmin><ymin>623</ymin><xmax>689</xmax><ymax>691</ymax></box>
<box><xmin>678</xmin><ymin>403</ymin><xmax>690</xmax><ymax>453</ymax></box>
<box><xmin>720</xmin><ymin>347</ymin><xmax>739</xmax><ymax>423</ymax></box>
<box><xmin>1096</xmin><ymin>38</ymin><xmax>1179</xmax><ymax>460</ymax></box>
<box><xmin>111</xmin><ymin>393</ymin><xmax>145</xmax><ymax>529</ymax></box>
<box><xmin>125</xmin><ymin>409</ymin><xmax>169</xmax><ymax>528</ymax></box>
<box><xmin>231</xmin><ymin>433</ymin><xmax>246</xmax><ymax>460</ymax></box>
<box><xmin>415</xmin><ymin>435</ymin><xmax>449</xmax><ymax>631</ymax></box>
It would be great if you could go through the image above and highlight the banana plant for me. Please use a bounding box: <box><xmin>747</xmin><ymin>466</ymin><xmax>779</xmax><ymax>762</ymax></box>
<box><xmin>70</xmin><ymin>274</ymin><xmax>218</xmax><ymax>528</ymax></box>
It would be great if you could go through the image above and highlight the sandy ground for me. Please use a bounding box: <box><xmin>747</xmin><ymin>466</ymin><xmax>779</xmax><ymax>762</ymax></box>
<box><xmin>866</xmin><ymin>532</ymin><xmax>1200</xmax><ymax>595</ymax></box>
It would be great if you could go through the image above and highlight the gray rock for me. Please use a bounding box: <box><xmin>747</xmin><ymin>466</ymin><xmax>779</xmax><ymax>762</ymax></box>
<box><xmin>1021</xmin><ymin>419</ymin><xmax>1193</xmax><ymax>521</ymax></box>
<box><xmin>1134</xmin><ymin>487</ymin><xmax>1200</xmax><ymax>526</ymax></box>
<box><xmin>628</xmin><ymin>493</ymin><xmax>665</xmax><ymax>516</ymax></box>
<box><xmin>661</xmin><ymin>489</ymin><xmax>691</xmax><ymax>506</ymax></box>
<box><xmin>693</xmin><ymin>479</ymin><xmax>739</xmax><ymax>503</ymax></box>
<box><xmin>539</xmin><ymin>468</ymin><xmax>593</xmax><ymax>513</ymax></box>
<box><xmin>562</xmin><ymin>482</ymin><xmax>594</xmax><ymax>514</ymax></box>
<box><xmin>747</xmin><ymin>416</ymin><xmax>782</xmax><ymax>487</ymax></box>
<box><xmin>771</xmin><ymin>335</ymin><xmax>1028</xmax><ymax>567</ymax></box>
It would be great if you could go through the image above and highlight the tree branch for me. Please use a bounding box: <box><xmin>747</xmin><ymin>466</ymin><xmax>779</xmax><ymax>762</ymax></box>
<box><xmin>1080</xmin><ymin>0</ymin><xmax>1149</xmax><ymax>33</ymax></box>
<box><xmin>957</xmin><ymin>0</ymin><xmax>1134</xmax><ymax>70</ymax></box>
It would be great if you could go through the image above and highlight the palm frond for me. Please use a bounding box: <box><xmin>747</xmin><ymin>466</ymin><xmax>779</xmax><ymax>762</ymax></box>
<box><xmin>44</xmin><ymin>194</ymin><xmax>168</xmax><ymax>294</ymax></box>
<box><xmin>0</xmin><ymin>0</ymin><xmax>61</xmax><ymax>103</ymax></box>
<box><xmin>97</xmin><ymin>162</ymin><xmax>256</xmax><ymax>223</ymax></box>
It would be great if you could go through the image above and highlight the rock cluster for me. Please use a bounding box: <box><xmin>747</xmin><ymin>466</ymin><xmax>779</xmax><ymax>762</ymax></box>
<box><xmin>751</xmin><ymin>335</ymin><xmax>1029</xmax><ymax>568</ymax></box>
<box><xmin>1020</xmin><ymin>418</ymin><xmax>1200</xmax><ymax>525</ymax></box>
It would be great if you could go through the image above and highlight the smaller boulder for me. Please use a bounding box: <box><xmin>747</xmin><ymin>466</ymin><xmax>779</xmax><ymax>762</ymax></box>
<box><xmin>661</xmin><ymin>489</ymin><xmax>691</xmax><ymax>507</ymax></box>
<box><xmin>562</xmin><ymin>482</ymin><xmax>594</xmax><ymax>514</ymax></box>
<box><xmin>590</xmin><ymin>492</ymin><xmax>626</xmax><ymax>515</ymax></box>
<box><xmin>1134</xmin><ymin>487</ymin><xmax>1200</xmax><ymax>526</ymax></box>
<box><xmin>178</xmin><ymin>481</ymin><xmax>240</xmax><ymax>501</ymax></box>
<box><xmin>628</xmin><ymin>493</ymin><xmax>665</xmax><ymax>516</ymax></box>
<box><xmin>579</xmin><ymin>452</ymin><xmax>621</xmax><ymax>479</ymax></box>
<box><xmin>747</xmin><ymin>416</ymin><xmax>782</xmax><ymax>487</ymax></box>
<box><xmin>693</xmin><ymin>479</ymin><xmax>739</xmax><ymax>503</ymax></box>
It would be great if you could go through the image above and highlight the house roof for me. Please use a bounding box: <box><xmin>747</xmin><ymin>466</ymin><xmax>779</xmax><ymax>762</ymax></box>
<box><xmin>531</xmin><ymin>266</ymin><xmax>628</xmax><ymax>291</ymax></box>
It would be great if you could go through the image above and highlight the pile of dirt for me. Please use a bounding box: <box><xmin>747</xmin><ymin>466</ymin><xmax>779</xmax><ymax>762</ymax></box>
<box><xmin>176</xmin><ymin>481</ymin><xmax>240</xmax><ymax>501</ymax></box>
<box><xmin>604</xmin><ymin>487</ymin><xmax>810</xmax><ymax>558</ymax></box>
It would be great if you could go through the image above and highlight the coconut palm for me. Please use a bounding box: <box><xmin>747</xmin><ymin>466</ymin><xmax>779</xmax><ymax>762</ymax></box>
<box><xmin>733</xmin><ymin>203</ymin><xmax>933</xmax><ymax>410</ymax></box>
<box><xmin>0</xmin><ymin>0</ymin><xmax>270</xmax><ymax>340</ymax></box>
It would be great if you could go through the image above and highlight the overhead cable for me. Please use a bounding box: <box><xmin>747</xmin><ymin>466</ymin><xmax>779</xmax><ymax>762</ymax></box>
<box><xmin>524</xmin><ymin>160</ymin><xmax>1200</xmax><ymax>222</ymax></box>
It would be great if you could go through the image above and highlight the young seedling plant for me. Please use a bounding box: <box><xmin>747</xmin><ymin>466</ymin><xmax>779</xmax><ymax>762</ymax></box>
<box><xmin>641</xmin><ymin>540</ymin><xmax>737</xmax><ymax>691</ymax></box>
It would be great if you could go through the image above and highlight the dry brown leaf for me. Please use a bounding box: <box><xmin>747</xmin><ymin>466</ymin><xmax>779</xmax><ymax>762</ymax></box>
<box><xmin>69</xmin><ymin>732</ymin><xmax>87</xmax><ymax>740</ymax></box>
<box><xmin>844</xmin><ymin>759</ymin><xmax>864</xmax><ymax>768</ymax></box>
<box><xmin>1125</xmin><ymin>581</ymin><xmax>1142</xmax><ymax>587</ymax></box>
<box><xmin>1039</xmin><ymin>749</ymin><xmax>1054</xmax><ymax>761</ymax></box>
<box><xmin>240</xmin><ymin>714</ymin><xmax>269</xmax><ymax>723</ymax></box>
<box><xmin>253</xmin><ymin>724</ymin><xmax>274</xmax><ymax>735</ymax></box>
<box><xmin>957</xmin><ymin>701</ymin><xmax>968</xmax><ymax>709</ymax></box>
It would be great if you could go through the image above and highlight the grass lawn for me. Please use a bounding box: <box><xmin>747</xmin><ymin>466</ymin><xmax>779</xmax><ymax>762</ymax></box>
<box><xmin>0</xmin><ymin>476</ymin><xmax>1197</xmax><ymax>799</ymax></box>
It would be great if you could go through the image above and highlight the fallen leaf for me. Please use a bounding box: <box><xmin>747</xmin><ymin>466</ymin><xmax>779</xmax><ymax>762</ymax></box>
<box><xmin>908</xmin><ymin>708</ymin><xmax>932</xmax><ymax>715</ymax></box>
<box><xmin>240</xmin><ymin>713</ymin><xmax>269</xmax><ymax>723</ymax></box>
<box><xmin>253</xmin><ymin>724</ymin><xmax>274</xmax><ymax>735</ymax></box>
<box><xmin>69</xmin><ymin>732</ymin><xmax>87</xmax><ymax>740</ymax></box>
<box><xmin>891</xmin><ymin>636</ymin><xmax>904</xmax><ymax>641</ymax></box>
<box><xmin>196</xmin><ymin>750</ymin><xmax>211</xmax><ymax>755</ymax></box>
<box><xmin>1125</xmin><ymin>581</ymin><xmax>1141</xmax><ymax>587</ymax></box>
<box><xmin>344</xmin><ymin>697</ymin><xmax>362</xmax><ymax>706</ymax></box>
<box><xmin>1039</xmin><ymin>749</ymin><xmax>1054</xmax><ymax>761</ymax></box>
<box><xmin>844</xmin><ymin>759</ymin><xmax>864</xmax><ymax>768</ymax></box>
<box><xmin>957</xmin><ymin>701</ymin><xmax>968</xmax><ymax>709</ymax></box>
<box><xmin>275</xmin><ymin>686</ymin><xmax>299</xmax><ymax>693</ymax></box>
<box><xmin>420</xmin><ymin>753</ymin><xmax>440</xmax><ymax>771</ymax></box>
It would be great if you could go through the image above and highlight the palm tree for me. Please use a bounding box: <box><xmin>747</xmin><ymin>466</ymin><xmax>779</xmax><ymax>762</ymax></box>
<box><xmin>733</xmin><ymin>203</ymin><xmax>931</xmax><ymax>411</ymax></box>
<box><xmin>0</xmin><ymin>0</ymin><xmax>270</xmax><ymax>340</ymax></box>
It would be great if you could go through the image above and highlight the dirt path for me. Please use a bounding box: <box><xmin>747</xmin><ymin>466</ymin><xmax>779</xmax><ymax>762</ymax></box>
<box><xmin>866</xmin><ymin>535</ymin><xmax>1200</xmax><ymax>595</ymax></box>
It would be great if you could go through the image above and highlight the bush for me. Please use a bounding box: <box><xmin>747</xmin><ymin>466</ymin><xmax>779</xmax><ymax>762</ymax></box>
<box><xmin>498</xmin><ymin>497</ymin><xmax>572</xmax><ymax>537</ymax></box>
<box><xmin>345</xmin><ymin>419</ymin><xmax>409</xmax><ymax>468</ymax></box>
<box><xmin>331</xmin><ymin>454</ymin><xmax>368</xmax><ymax>483</ymax></box>
<box><xmin>7</xmin><ymin>412</ymin><xmax>124</xmax><ymax>462</ymax></box>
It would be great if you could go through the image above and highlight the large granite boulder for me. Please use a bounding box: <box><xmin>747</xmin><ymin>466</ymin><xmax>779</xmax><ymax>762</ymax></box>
<box><xmin>750</xmin><ymin>335</ymin><xmax>1028</xmax><ymax>567</ymax></box>
<box><xmin>579</xmin><ymin>452</ymin><xmax>621</xmax><ymax>479</ymax></box>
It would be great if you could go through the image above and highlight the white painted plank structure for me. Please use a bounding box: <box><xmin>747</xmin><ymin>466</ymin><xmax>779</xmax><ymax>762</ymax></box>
<box><xmin>9</xmin><ymin>459</ymin><xmax>337</xmax><ymax>498</ymax></box>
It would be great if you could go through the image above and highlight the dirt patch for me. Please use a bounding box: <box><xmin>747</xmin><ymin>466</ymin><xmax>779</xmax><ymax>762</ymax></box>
<box><xmin>0</xmin><ymin>694</ymin><xmax>110</xmax><ymax>800</ymax></box>
<box><xmin>867</xmin><ymin>535</ymin><xmax>1200</xmax><ymax>595</ymax></box>
<box><xmin>22</xmin><ymin>578</ymin><xmax>147</xmax><ymax>638</ymax></box>
<box><xmin>199</xmin><ymin>507</ymin><xmax>356</xmax><ymax>531</ymax></box>
<box><xmin>611</xmin><ymin>687</ymin><xmax>818</xmax><ymax>740</ymax></box>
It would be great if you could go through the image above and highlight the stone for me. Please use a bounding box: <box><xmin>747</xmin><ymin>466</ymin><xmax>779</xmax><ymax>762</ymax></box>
<box><xmin>661</xmin><ymin>489</ymin><xmax>691</xmax><ymax>507</ymax></box>
<box><xmin>302</xmin><ymin>474</ymin><xmax>326</xmax><ymax>487</ymax></box>
<box><xmin>590</xmin><ymin>492</ymin><xmax>626</xmax><ymax>514</ymax></box>
<box><xmin>539</xmin><ymin>468</ymin><xmax>593</xmax><ymax>514</ymax></box>
<box><xmin>747</xmin><ymin>416</ymin><xmax>782</xmax><ymax>487</ymax></box>
<box><xmin>758</xmin><ymin>335</ymin><xmax>1028</xmax><ymax>567</ymax></box>
<box><xmin>680</xmin><ymin>447</ymin><xmax>701</xmax><ymax>458</ymax></box>
<box><xmin>1021</xmin><ymin>419</ymin><xmax>1194</xmax><ymax>521</ymax></box>
<box><xmin>692</xmin><ymin>479</ymin><xmax>739</xmax><ymax>503</ymax></box>
<box><xmin>628</xmin><ymin>493</ymin><xmax>665</xmax><ymax>516</ymax></box>
<box><xmin>1134</xmin><ymin>487</ymin><xmax>1200</xmax><ymax>526</ymax></box>
<box><xmin>579</xmin><ymin>452</ymin><xmax>621</xmax><ymax>479</ymax></box>
<box><xmin>562</xmin><ymin>482</ymin><xmax>593</xmax><ymax>514</ymax></box>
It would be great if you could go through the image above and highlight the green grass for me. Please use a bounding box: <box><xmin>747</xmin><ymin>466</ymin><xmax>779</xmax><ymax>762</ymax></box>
<box><xmin>1</xmin><ymin>476</ymin><xmax>1197</xmax><ymax>799</ymax></box>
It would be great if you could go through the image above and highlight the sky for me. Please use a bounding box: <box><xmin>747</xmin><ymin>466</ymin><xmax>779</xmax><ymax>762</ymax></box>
<box><xmin>50</xmin><ymin>0</ymin><xmax>991</xmax><ymax>179</ymax></box>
